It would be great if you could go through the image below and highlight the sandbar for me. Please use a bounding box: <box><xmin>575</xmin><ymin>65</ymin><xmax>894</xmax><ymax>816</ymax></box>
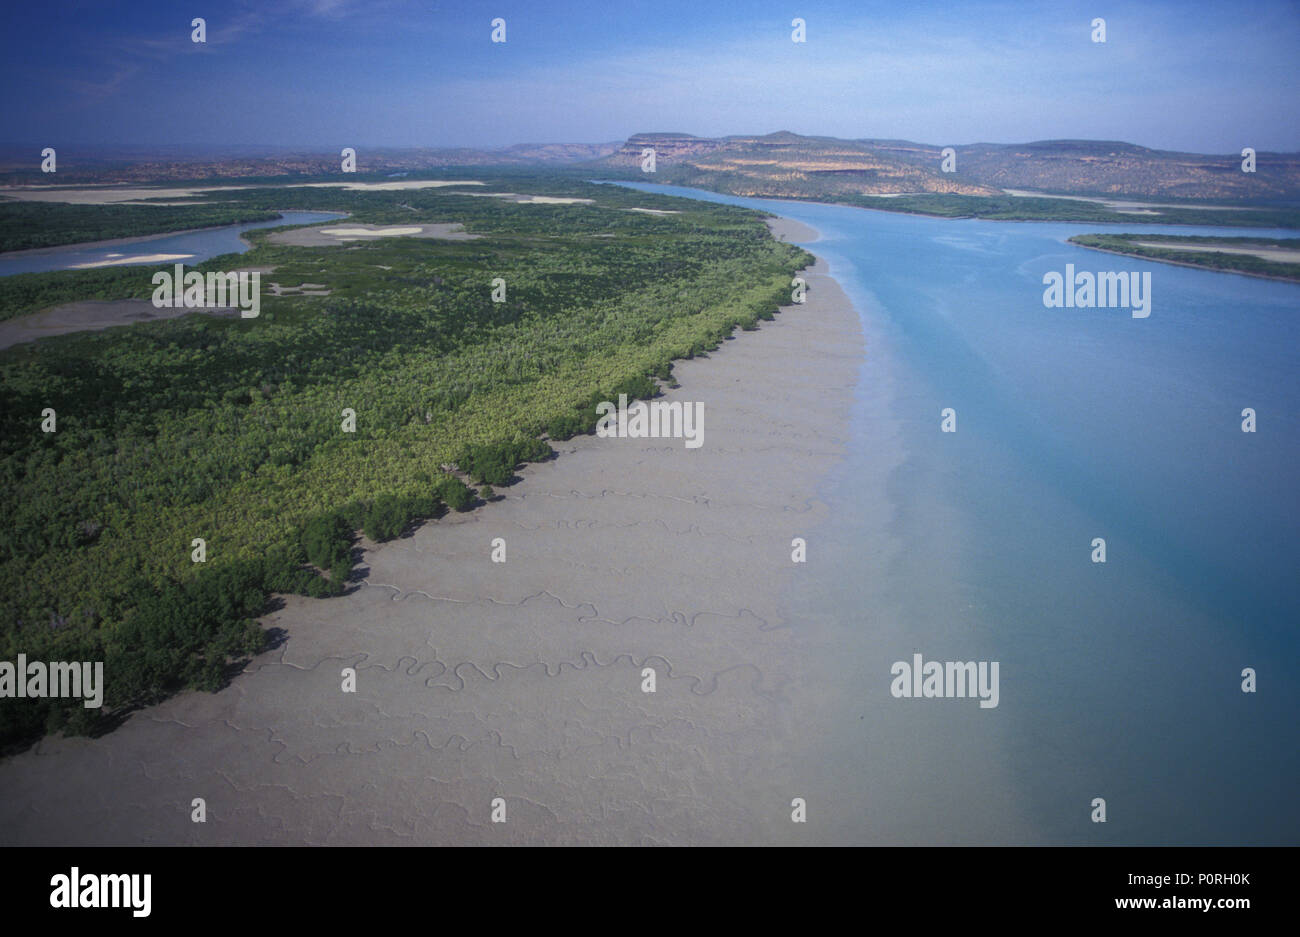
<box><xmin>70</xmin><ymin>252</ymin><xmax>193</xmax><ymax>269</ymax></box>
<box><xmin>1132</xmin><ymin>241</ymin><xmax>1300</xmax><ymax>264</ymax></box>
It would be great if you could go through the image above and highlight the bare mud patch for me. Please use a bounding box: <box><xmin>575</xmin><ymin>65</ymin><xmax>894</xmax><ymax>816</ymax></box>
<box><xmin>0</xmin><ymin>299</ymin><xmax>241</xmax><ymax>349</ymax></box>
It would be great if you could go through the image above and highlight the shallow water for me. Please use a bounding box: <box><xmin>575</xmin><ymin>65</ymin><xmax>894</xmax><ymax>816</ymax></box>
<box><xmin>0</xmin><ymin>211</ymin><xmax>345</xmax><ymax>277</ymax></box>
<box><xmin>621</xmin><ymin>182</ymin><xmax>1299</xmax><ymax>844</ymax></box>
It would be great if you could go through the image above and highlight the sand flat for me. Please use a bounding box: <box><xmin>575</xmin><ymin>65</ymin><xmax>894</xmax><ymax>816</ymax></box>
<box><xmin>321</xmin><ymin>226</ymin><xmax>424</xmax><ymax>237</ymax></box>
<box><xmin>0</xmin><ymin>222</ymin><xmax>867</xmax><ymax>844</ymax></box>
<box><xmin>268</xmin><ymin>282</ymin><xmax>332</xmax><ymax>296</ymax></box>
<box><xmin>767</xmin><ymin>216</ymin><xmax>819</xmax><ymax>241</ymax></box>
<box><xmin>1133</xmin><ymin>241</ymin><xmax>1300</xmax><ymax>263</ymax></box>
<box><xmin>287</xmin><ymin>181</ymin><xmax>487</xmax><ymax>191</ymax></box>
<box><xmin>69</xmin><ymin>252</ymin><xmax>194</xmax><ymax>269</ymax></box>
<box><xmin>0</xmin><ymin>185</ymin><xmax>256</xmax><ymax>204</ymax></box>
<box><xmin>1001</xmin><ymin>188</ymin><xmax>1257</xmax><ymax>211</ymax></box>
<box><xmin>507</xmin><ymin>195</ymin><xmax>594</xmax><ymax>204</ymax></box>
<box><xmin>267</xmin><ymin>222</ymin><xmax>480</xmax><ymax>246</ymax></box>
<box><xmin>459</xmin><ymin>192</ymin><xmax>595</xmax><ymax>204</ymax></box>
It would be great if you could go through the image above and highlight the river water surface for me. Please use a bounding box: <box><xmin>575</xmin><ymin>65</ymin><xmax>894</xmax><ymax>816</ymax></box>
<box><xmin>624</xmin><ymin>182</ymin><xmax>1299</xmax><ymax>844</ymax></box>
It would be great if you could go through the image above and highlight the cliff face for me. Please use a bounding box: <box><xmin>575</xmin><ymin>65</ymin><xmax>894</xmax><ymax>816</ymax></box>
<box><xmin>608</xmin><ymin>133</ymin><xmax>732</xmax><ymax>166</ymax></box>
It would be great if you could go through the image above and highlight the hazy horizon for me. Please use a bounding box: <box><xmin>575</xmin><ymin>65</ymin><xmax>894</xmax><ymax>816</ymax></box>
<box><xmin>4</xmin><ymin>133</ymin><xmax>1299</xmax><ymax>158</ymax></box>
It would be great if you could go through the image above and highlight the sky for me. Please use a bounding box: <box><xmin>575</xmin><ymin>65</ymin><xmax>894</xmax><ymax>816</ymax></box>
<box><xmin>2</xmin><ymin>0</ymin><xmax>1298</xmax><ymax>153</ymax></box>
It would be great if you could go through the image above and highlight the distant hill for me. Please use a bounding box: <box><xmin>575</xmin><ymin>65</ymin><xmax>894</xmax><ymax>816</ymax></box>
<box><xmin>595</xmin><ymin>132</ymin><xmax>1300</xmax><ymax>204</ymax></box>
<box><xmin>865</xmin><ymin>138</ymin><xmax>1300</xmax><ymax>201</ymax></box>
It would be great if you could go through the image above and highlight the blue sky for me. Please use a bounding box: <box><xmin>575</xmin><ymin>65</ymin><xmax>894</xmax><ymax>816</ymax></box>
<box><xmin>2</xmin><ymin>0</ymin><xmax>1297</xmax><ymax>152</ymax></box>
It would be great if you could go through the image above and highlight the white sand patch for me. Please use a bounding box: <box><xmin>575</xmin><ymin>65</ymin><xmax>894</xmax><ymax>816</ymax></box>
<box><xmin>1001</xmin><ymin>188</ymin><xmax>1257</xmax><ymax>211</ymax></box>
<box><xmin>267</xmin><ymin>281</ymin><xmax>332</xmax><ymax>296</ymax></box>
<box><xmin>324</xmin><ymin>226</ymin><xmax>424</xmax><ymax>237</ymax></box>
<box><xmin>288</xmin><ymin>181</ymin><xmax>486</xmax><ymax>191</ymax></box>
<box><xmin>511</xmin><ymin>195</ymin><xmax>594</xmax><ymax>204</ymax></box>
<box><xmin>266</xmin><ymin>223</ymin><xmax>479</xmax><ymax>246</ymax></box>
<box><xmin>1133</xmin><ymin>241</ymin><xmax>1300</xmax><ymax>263</ymax></box>
<box><xmin>625</xmin><ymin>207</ymin><xmax>681</xmax><ymax>214</ymax></box>
<box><xmin>70</xmin><ymin>253</ymin><xmax>194</xmax><ymax>269</ymax></box>
<box><xmin>457</xmin><ymin>192</ymin><xmax>594</xmax><ymax>204</ymax></box>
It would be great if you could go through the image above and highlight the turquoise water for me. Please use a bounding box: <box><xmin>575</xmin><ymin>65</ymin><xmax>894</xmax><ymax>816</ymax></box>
<box><xmin>0</xmin><ymin>211</ymin><xmax>346</xmax><ymax>277</ymax></box>
<box><xmin>624</xmin><ymin>182</ymin><xmax>1299</xmax><ymax>844</ymax></box>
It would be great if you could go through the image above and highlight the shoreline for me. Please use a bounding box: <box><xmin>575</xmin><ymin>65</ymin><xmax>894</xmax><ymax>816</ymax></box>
<box><xmin>0</xmin><ymin>217</ymin><xmax>870</xmax><ymax>845</ymax></box>
<box><xmin>763</xmin><ymin>214</ymin><xmax>820</xmax><ymax>242</ymax></box>
<box><xmin>1067</xmin><ymin>240</ymin><xmax>1300</xmax><ymax>284</ymax></box>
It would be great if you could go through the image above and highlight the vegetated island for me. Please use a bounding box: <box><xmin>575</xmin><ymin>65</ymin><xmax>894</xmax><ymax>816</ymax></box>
<box><xmin>835</xmin><ymin>193</ymin><xmax>1300</xmax><ymax>228</ymax></box>
<box><xmin>0</xmin><ymin>173</ymin><xmax>813</xmax><ymax>750</ymax></box>
<box><xmin>1067</xmin><ymin>233</ymin><xmax>1300</xmax><ymax>283</ymax></box>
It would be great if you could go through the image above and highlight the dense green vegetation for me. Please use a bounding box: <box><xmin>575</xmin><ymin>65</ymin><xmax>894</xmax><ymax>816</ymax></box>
<box><xmin>1069</xmin><ymin>233</ymin><xmax>1300</xmax><ymax>282</ymax></box>
<box><xmin>0</xmin><ymin>201</ymin><xmax>280</xmax><ymax>252</ymax></box>
<box><xmin>459</xmin><ymin>438</ymin><xmax>552</xmax><ymax>486</ymax></box>
<box><xmin>0</xmin><ymin>174</ymin><xmax>811</xmax><ymax>750</ymax></box>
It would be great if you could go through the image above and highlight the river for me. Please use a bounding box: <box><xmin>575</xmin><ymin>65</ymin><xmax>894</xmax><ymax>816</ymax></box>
<box><xmin>621</xmin><ymin>182</ymin><xmax>1299</xmax><ymax>844</ymax></box>
<box><xmin>0</xmin><ymin>211</ymin><xmax>346</xmax><ymax>277</ymax></box>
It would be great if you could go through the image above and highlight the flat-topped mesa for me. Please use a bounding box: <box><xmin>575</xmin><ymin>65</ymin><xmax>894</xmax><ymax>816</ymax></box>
<box><xmin>611</xmin><ymin>132</ymin><xmax>731</xmax><ymax>167</ymax></box>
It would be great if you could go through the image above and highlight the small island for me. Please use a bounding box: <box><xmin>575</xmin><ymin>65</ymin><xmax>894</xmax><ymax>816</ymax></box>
<box><xmin>1069</xmin><ymin>233</ymin><xmax>1300</xmax><ymax>283</ymax></box>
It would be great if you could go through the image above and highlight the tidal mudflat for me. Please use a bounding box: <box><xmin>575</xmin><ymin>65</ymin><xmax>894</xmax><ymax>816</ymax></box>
<box><xmin>0</xmin><ymin>299</ymin><xmax>246</xmax><ymax>350</ymax></box>
<box><xmin>0</xmin><ymin>219</ymin><xmax>867</xmax><ymax>845</ymax></box>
